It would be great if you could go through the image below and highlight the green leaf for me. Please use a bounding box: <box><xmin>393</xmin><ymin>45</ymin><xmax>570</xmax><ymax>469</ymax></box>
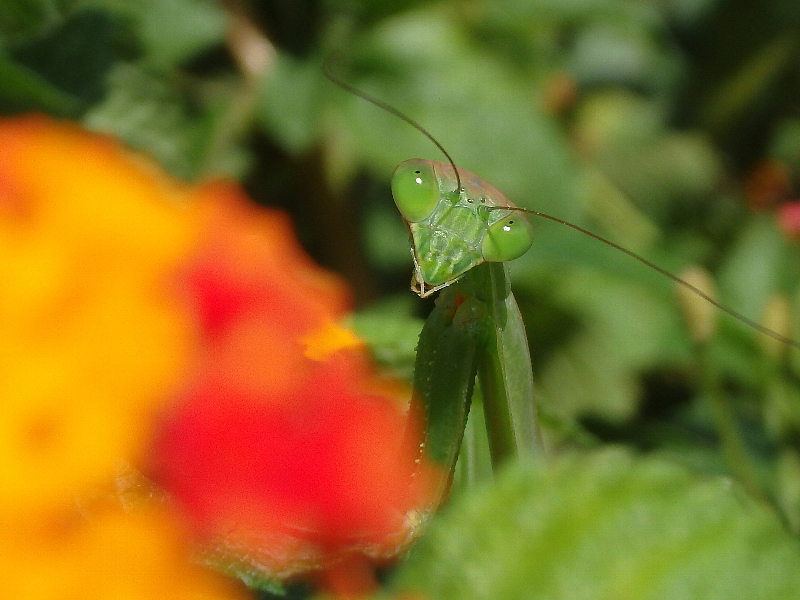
<box><xmin>83</xmin><ymin>63</ymin><xmax>250</xmax><ymax>180</ymax></box>
<box><xmin>569</xmin><ymin>22</ymin><xmax>679</xmax><ymax>94</ymax></box>
<box><xmin>0</xmin><ymin>49</ymin><xmax>80</xmax><ymax>114</ymax></box>
<box><xmin>343</xmin><ymin>10</ymin><xmax>579</xmax><ymax>217</ymax></box>
<box><xmin>9</xmin><ymin>9</ymin><xmax>119</xmax><ymax>106</ymax></box>
<box><xmin>262</xmin><ymin>8</ymin><xmax>581</xmax><ymax>216</ymax></box>
<box><xmin>717</xmin><ymin>216</ymin><xmax>788</xmax><ymax>322</ymax></box>
<box><xmin>76</xmin><ymin>0</ymin><xmax>227</xmax><ymax>67</ymax></box>
<box><xmin>699</xmin><ymin>35</ymin><xmax>798</xmax><ymax>133</ymax></box>
<box><xmin>259</xmin><ymin>51</ymin><xmax>326</xmax><ymax>154</ymax></box>
<box><xmin>392</xmin><ymin>448</ymin><xmax>800</xmax><ymax>599</ymax></box>
<box><xmin>0</xmin><ymin>0</ymin><xmax>65</xmax><ymax>39</ymax></box>
<box><xmin>348</xmin><ymin>297</ymin><xmax>423</xmax><ymax>379</ymax></box>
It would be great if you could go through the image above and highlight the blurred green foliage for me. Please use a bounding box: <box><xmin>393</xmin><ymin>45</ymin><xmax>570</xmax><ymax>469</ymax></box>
<box><xmin>393</xmin><ymin>449</ymin><xmax>800</xmax><ymax>599</ymax></box>
<box><xmin>6</xmin><ymin>0</ymin><xmax>800</xmax><ymax>595</ymax></box>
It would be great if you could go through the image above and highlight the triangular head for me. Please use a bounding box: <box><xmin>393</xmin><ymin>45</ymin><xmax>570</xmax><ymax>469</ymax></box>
<box><xmin>391</xmin><ymin>159</ymin><xmax>535</xmax><ymax>297</ymax></box>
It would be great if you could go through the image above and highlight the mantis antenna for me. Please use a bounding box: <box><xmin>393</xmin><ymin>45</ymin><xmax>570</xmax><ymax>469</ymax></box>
<box><xmin>324</xmin><ymin>57</ymin><xmax>800</xmax><ymax>351</ymax></box>
<box><xmin>489</xmin><ymin>205</ymin><xmax>800</xmax><ymax>351</ymax></box>
<box><xmin>323</xmin><ymin>54</ymin><xmax>463</xmax><ymax>194</ymax></box>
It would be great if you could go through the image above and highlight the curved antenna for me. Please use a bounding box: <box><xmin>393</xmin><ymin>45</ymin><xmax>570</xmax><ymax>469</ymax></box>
<box><xmin>490</xmin><ymin>205</ymin><xmax>800</xmax><ymax>351</ymax></box>
<box><xmin>323</xmin><ymin>54</ymin><xmax>462</xmax><ymax>193</ymax></box>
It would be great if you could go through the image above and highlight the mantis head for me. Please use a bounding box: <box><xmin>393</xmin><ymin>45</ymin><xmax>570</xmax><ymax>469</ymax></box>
<box><xmin>391</xmin><ymin>158</ymin><xmax>534</xmax><ymax>265</ymax></box>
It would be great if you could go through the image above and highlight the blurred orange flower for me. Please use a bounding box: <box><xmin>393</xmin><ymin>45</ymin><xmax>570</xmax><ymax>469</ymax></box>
<box><xmin>0</xmin><ymin>116</ymin><xmax>199</xmax><ymax>523</ymax></box>
<box><xmin>0</xmin><ymin>115</ymin><xmax>245</xmax><ymax>599</ymax></box>
<box><xmin>150</xmin><ymin>183</ymin><xmax>438</xmax><ymax>590</ymax></box>
<box><xmin>0</xmin><ymin>115</ymin><xmax>437</xmax><ymax>597</ymax></box>
<box><xmin>2</xmin><ymin>503</ymin><xmax>249</xmax><ymax>600</ymax></box>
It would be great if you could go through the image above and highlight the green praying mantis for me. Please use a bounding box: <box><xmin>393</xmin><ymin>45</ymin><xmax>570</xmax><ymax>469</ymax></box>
<box><xmin>324</xmin><ymin>62</ymin><xmax>800</xmax><ymax>491</ymax></box>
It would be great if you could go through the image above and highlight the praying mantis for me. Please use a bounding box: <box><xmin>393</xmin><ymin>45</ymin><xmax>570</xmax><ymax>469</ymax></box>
<box><xmin>323</xmin><ymin>61</ymin><xmax>800</xmax><ymax>489</ymax></box>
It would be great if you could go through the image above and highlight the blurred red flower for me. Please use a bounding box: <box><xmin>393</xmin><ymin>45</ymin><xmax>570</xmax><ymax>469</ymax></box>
<box><xmin>778</xmin><ymin>201</ymin><xmax>800</xmax><ymax>238</ymax></box>
<box><xmin>0</xmin><ymin>115</ymin><xmax>439</xmax><ymax>597</ymax></box>
<box><xmin>150</xmin><ymin>186</ymin><xmax>439</xmax><ymax>590</ymax></box>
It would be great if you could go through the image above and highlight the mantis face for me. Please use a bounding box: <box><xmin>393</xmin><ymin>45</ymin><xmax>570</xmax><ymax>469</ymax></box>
<box><xmin>391</xmin><ymin>158</ymin><xmax>534</xmax><ymax>296</ymax></box>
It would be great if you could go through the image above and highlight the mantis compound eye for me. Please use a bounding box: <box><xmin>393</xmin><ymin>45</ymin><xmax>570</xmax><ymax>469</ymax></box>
<box><xmin>481</xmin><ymin>212</ymin><xmax>534</xmax><ymax>263</ymax></box>
<box><xmin>391</xmin><ymin>159</ymin><xmax>439</xmax><ymax>223</ymax></box>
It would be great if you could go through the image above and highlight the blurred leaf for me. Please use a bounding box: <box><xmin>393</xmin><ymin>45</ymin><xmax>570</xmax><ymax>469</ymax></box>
<box><xmin>667</xmin><ymin>0</ymin><xmax>720</xmax><ymax>26</ymax></box>
<box><xmin>362</xmin><ymin>199</ymin><xmax>414</xmax><ymax>270</ymax></box>
<box><xmin>764</xmin><ymin>375</ymin><xmax>800</xmax><ymax>441</ymax></box>
<box><xmin>582</xmin><ymin>166</ymin><xmax>661</xmax><ymax>252</ymax></box>
<box><xmin>574</xmin><ymin>89</ymin><xmax>664</xmax><ymax>151</ymax></box>
<box><xmin>775</xmin><ymin>449</ymin><xmax>800</xmax><ymax>533</ymax></box>
<box><xmin>569</xmin><ymin>21</ymin><xmax>680</xmax><ymax>93</ymax></box>
<box><xmin>262</xmin><ymin>8</ymin><xmax>581</xmax><ymax>217</ymax></box>
<box><xmin>0</xmin><ymin>0</ymin><xmax>65</xmax><ymax>38</ymax></box>
<box><xmin>574</xmin><ymin>90</ymin><xmax>723</xmax><ymax>219</ymax></box>
<box><xmin>476</xmin><ymin>0</ymin><xmax>635</xmax><ymax>26</ymax></box>
<box><xmin>84</xmin><ymin>63</ymin><xmax>217</xmax><ymax>179</ymax></box>
<box><xmin>717</xmin><ymin>216</ymin><xmax>788</xmax><ymax>322</ymax></box>
<box><xmin>324</xmin><ymin>0</ymin><xmax>432</xmax><ymax>27</ymax></box>
<box><xmin>700</xmin><ymin>35</ymin><xmax>799</xmax><ymax>133</ymax></box>
<box><xmin>9</xmin><ymin>8</ymin><xmax>118</xmax><ymax>107</ymax></box>
<box><xmin>348</xmin><ymin>297</ymin><xmax>423</xmax><ymax>379</ymax></box>
<box><xmin>0</xmin><ymin>49</ymin><xmax>80</xmax><ymax>114</ymax></box>
<box><xmin>392</xmin><ymin>448</ymin><xmax>800</xmax><ymax>599</ymax></box>
<box><xmin>259</xmin><ymin>51</ymin><xmax>326</xmax><ymax>154</ymax></box>
<box><xmin>77</xmin><ymin>0</ymin><xmax>227</xmax><ymax>67</ymax></box>
<box><xmin>534</xmin><ymin>269</ymin><xmax>685</xmax><ymax>423</ymax></box>
<box><xmin>767</xmin><ymin>117</ymin><xmax>800</xmax><ymax>172</ymax></box>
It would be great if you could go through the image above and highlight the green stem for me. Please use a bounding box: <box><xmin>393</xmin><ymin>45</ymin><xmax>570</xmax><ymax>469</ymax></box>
<box><xmin>698</xmin><ymin>344</ymin><xmax>766</xmax><ymax>502</ymax></box>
